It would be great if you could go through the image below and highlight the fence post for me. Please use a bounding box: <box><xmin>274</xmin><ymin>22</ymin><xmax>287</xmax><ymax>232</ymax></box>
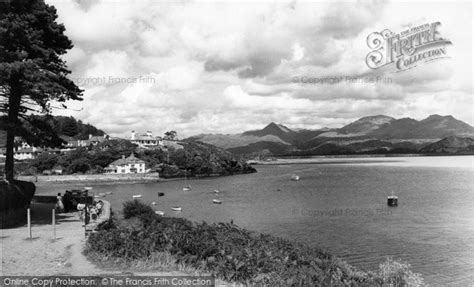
<box><xmin>27</xmin><ymin>208</ymin><xmax>31</xmax><ymax>239</ymax></box>
<box><xmin>52</xmin><ymin>209</ymin><xmax>56</xmax><ymax>239</ymax></box>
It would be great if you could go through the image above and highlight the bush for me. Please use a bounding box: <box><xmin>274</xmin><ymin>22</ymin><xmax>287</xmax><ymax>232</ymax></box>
<box><xmin>87</xmin><ymin>201</ymin><xmax>425</xmax><ymax>286</ymax></box>
<box><xmin>376</xmin><ymin>257</ymin><xmax>425</xmax><ymax>286</ymax></box>
<box><xmin>122</xmin><ymin>200</ymin><xmax>155</xmax><ymax>219</ymax></box>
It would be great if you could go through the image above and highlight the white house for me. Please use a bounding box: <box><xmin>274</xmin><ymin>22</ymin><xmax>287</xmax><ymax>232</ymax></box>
<box><xmin>104</xmin><ymin>153</ymin><xmax>146</xmax><ymax>174</ymax></box>
<box><xmin>130</xmin><ymin>131</ymin><xmax>162</xmax><ymax>148</ymax></box>
<box><xmin>14</xmin><ymin>147</ymin><xmax>43</xmax><ymax>160</ymax></box>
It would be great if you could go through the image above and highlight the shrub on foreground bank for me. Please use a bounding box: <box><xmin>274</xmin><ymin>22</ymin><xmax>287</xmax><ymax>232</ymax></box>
<box><xmin>86</xmin><ymin>200</ymin><xmax>425</xmax><ymax>286</ymax></box>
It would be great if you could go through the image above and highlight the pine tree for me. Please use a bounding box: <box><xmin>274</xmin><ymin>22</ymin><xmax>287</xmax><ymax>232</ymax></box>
<box><xmin>0</xmin><ymin>0</ymin><xmax>83</xmax><ymax>180</ymax></box>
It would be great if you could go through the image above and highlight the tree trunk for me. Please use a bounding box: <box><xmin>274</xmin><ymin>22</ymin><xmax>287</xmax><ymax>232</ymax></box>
<box><xmin>5</xmin><ymin>79</ymin><xmax>22</xmax><ymax>181</ymax></box>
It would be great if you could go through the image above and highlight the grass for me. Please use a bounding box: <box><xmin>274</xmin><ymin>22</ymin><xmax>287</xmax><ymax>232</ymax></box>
<box><xmin>86</xmin><ymin>200</ymin><xmax>425</xmax><ymax>286</ymax></box>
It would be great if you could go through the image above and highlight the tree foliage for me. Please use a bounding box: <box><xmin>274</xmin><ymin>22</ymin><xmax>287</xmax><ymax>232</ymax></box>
<box><xmin>0</xmin><ymin>0</ymin><xmax>83</xmax><ymax>180</ymax></box>
<box><xmin>164</xmin><ymin>130</ymin><xmax>177</xmax><ymax>140</ymax></box>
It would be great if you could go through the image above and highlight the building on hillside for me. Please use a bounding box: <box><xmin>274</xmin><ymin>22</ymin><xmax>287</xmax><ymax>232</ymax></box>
<box><xmin>14</xmin><ymin>147</ymin><xmax>43</xmax><ymax>160</ymax></box>
<box><xmin>86</xmin><ymin>134</ymin><xmax>108</xmax><ymax>146</ymax></box>
<box><xmin>61</xmin><ymin>134</ymin><xmax>108</xmax><ymax>150</ymax></box>
<box><xmin>52</xmin><ymin>165</ymin><xmax>64</xmax><ymax>175</ymax></box>
<box><xmin>104</xmin><ymin>153</ymin><xmax>146</xmax><ymax>174</ymax></box>
<box><xmin>130</xmin><ymin>131</ymin><xmax>162</xmax><ymax>149</ymax></box>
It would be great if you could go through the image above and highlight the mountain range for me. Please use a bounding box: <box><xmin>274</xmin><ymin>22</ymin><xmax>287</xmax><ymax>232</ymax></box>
<box><xmin>188</xmin><ymin>115</ymin><xmax>474</xmax><ymax>156</ymax></box>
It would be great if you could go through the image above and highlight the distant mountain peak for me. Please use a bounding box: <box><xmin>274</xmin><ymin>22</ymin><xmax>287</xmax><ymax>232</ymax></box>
<box><xmin>265</xmin><ymin>122</ymin><xmax>279</xmax><ymax>128</ymax></box>
<box><xmin>338</xmin><ymin>115</ymin><xmax>395</xmax><ymax>135</ymax></box>
<box><xmin>355</xmin><ymin>115</ymin><xmax>395</xmax><ymax>122</ymax></box>
<box><xmin>263</xmin><ymin>122</ymin><xmax>293</xmax><ymax>133</ymax></box>
<box><xmin>423</xmin><ymin>114</ymin><xmax>455</xmax><ymax>121</ymax></box>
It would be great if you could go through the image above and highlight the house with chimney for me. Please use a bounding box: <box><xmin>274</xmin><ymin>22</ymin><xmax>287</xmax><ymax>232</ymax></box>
<box><xmin>130</xmin><ymin>131</ymin><xmax>162</xmax><ymax>148</ymax></box>
<box><xmin>104</xmin><ymin>153</ymin><xmax>146</xmax><ymax>174</ymax></box>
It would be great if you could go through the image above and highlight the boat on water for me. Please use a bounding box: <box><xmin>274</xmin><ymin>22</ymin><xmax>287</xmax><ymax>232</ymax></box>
<box><xmin>387</xmin><ymin>192</ymin><xmax>398</xmax><ymax>206</ymax></box>
<box><xmin>132</xmin><ymin>194</ymin><xmax>142</xmax><ymax>199</ymax></box>
<box><xmin>99</xmin><ymin>192</ymin><xmax>105</xmax><ymax>196</ymax></box>
<box><xmin>291</xmin><ymin>174</ymin><xmax>300</xmax><ymax>181</ymax></box>
<box><xmin>94</xmin><ymin>194</ymin><xmax>102</xmax><ymax>198</ymax></box>
<box><xmin>213</xmin><ymin>199</ymin><xmax>222</xmax><ymax>204</ymax></box>
<box><xmin>213</xmin><ymin>189</ymin><xmax>220</xmax><ymax>194</ymax></box>
<box><xmin>172</xmin><ymin>206</ymin><xmax>182</xmax><ymax>211</ymax></box>
<box><xmin>157</xmin><ymin>192</ymin><xmax>165</xmax><ymax>197</ymax></box>
<box><xmin>155</xmin><ymin>211</ymin><xmax>165</xmax><ymax>216</ymax></box>
<box><xmin>151</xmin><ymin>202</ymin><xmax>156</xmax><ymax>205</ymax></box>
<box><xmin>183</xmin><ymin>171</ymin><xmax>192</xmax><ymax>191</ymax></box>
<box><xmin>183</xmin><ymin>186</ymin><xmax>192</xmax><ymax>192</ymax></box>
<box><xmin>105</xmin><ymin>191</ymin><xmax>112</xmax><ymax>195</ymax></box>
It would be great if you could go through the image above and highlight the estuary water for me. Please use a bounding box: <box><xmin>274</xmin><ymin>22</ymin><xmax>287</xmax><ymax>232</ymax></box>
<box><xmin>37</xmin><ymin>156</ymin><xmax>474</xmax><ymax>285</ymax></box>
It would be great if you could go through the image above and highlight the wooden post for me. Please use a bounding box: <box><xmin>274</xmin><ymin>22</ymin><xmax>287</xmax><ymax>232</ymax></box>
<box><xmin>52</xmin><ymin>209</ymin><xmax>56</xmax><ymax>239</ymax></box>
<box><xmin>27</xmin><ymin>208</ymin><xmax>31</xmax><ymax>239</ymax></box>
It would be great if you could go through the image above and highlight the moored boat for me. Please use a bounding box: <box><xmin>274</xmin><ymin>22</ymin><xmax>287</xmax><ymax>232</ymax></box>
<box><xmin>132</xmin><ymin>194</ymin><xmax>142</xmax><ymax>199</ymax></box>
<box><xmin>291</xmin><ymin>174</ymin><xmax>300</xmax><ymax>181</ymax></box>
<box><xmin>157</xmin><ymin>192</ymin><xmax>165</xmax><ymax>197</ymax></box>
<box><xmin>387</xmin><ymin>192</ymin><xmax>398</xmax><ymax>206</ymax></box>
<box><xmin>213</xmin><ymin>189</ymin><xmax>220</xmax><ymax>194</ymax></box>
<box><xmin>183</xmin><ymin>171</ymin><xmax>191</xmax><ymax>192</ymax></box>
<box><xmin>213</xmin><ymin>199</ymin><xmax>222</xmax><ymax>204</ymax></box>
<box><xmin>172</xmin><ymin>206</ymin><xmax>182</xmax><ymax>211</ymax></box>
<box><xmin>155</xmin><ymin>211</ymin><xmax>165</xmax><ymax>216</ymax></box>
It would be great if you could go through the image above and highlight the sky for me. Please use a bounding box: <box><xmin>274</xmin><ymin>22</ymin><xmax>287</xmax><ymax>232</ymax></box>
<box><xmin>48</xmin><ymin>0</ymin><xmax>473</xmax><ymax>138</ymax></box>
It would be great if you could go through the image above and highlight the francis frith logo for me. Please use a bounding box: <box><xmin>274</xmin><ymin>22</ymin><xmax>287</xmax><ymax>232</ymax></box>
<box><xmin>366</xmin><ymin>22</ymin><xmax>452</xmax><ymax>71</ymax></box>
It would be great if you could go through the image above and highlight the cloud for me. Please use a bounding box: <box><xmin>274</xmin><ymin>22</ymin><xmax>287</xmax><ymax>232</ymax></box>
<box><xmin>47</xmin><ymin>0</ymin><xmax>473</xmax><ymax>137</ymax></box>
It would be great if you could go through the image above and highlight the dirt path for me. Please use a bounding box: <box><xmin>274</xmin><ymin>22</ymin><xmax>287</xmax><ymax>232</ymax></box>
<box><xmin>0</xmin><ymin>203</ymin><xmax>107</xmax><ymax>276</ymax></box>
<box><xmin>0</xmin><ymin>203</ymin><xmax>235</xmax><ymax>286</ymax></box>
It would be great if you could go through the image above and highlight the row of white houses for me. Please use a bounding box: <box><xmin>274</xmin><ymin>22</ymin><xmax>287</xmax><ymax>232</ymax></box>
<box><xmin>1</xmin><ymin>131</ymin><xmax>182</xmax><ymax>174</ymax></box>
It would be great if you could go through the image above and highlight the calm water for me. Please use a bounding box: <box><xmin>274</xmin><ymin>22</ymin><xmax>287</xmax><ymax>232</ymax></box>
<box><xmin>38</xmin><ymin>156</ymin><xmax>474</xmax><ymax>285</ymax></box>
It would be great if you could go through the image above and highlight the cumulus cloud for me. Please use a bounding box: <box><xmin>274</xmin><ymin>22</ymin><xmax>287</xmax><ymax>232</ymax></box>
<box><xmin>48</xmin><ymin>0</ymin><xmax>473</xmax><ymax>137</ymax></box>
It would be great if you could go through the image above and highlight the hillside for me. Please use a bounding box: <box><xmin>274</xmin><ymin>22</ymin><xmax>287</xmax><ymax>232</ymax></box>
<box><xmin>327</xmin><ymin>115</ymin><xmax>395</xmax><ymax>136</ymax></box>
<box><xmin>243</xmin><ymin>122</ymin><xmax>297</xmax><ymax>143</ymax></box>
<box><xmin>367</xmin><ymin>115</ymin><xmax>474</xmax><ymax>139</ymax></box>
<box><xmin>1</xmin><ymin>115</ymin><xmax>105</xmax><ymax>149</ymax></box>
<box><xmin>188</xmin><ymin>114</ymin><xmax>474</xmax><ymax>156</ymax></box>
<box><xmin>420</xmin><ymin>136</ymin><xmax>474</xmax><ymax>154</ymax></box>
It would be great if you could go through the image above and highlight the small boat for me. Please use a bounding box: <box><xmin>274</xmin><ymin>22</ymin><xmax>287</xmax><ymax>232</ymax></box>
<box><xmin>105</xmin><ymin>191</ymin><xmax>112</xmax><ymax>195</ymax></box>
<box><xmin>213</xmin><ymin>189</ymin><xmax>220</xmax><ymax>194</ymax></box>
<box><xmin>172</xmin><ymin>206</ymin><xmax>182</xmax><ymax>212</ymax></box>
<box><xmin>387</xmin><ymin>192</ymin><xmax>398</xmax><ymax>207</ymax></box>
<box><xmin>157</xmin><ymin>192</ymin><xmax>165</xmax><ymax>197</ymax></box>
<box><xmin>132</xmin><ymin>194</ymin><xmax>142</xmax><ymax>199</ymax></box>
<box><xmin>155</xmin><ymin>211</ymin><xmax>165</xmax><ymax>216</ymax></box>
<box><xmin>183</xmin><ymin>171</ymin><xmax>191</xmax><ymax>192</ymax></box>
<box><xmin>151</xmin><ymin>201</ymin><xmax>156</xmax><ymax>205</ymax></box>
<box><xmin>99</xmin><ymin>192</ymin><xmax>105</xmax><ymax>196</ymax></box>
<box><xmin>291</xmin><ymin>174</ymin><xmax>300</xmax><ymax>181</ymax></box>
<box><xmin>213</xmin><ymin>199</ymin><xmax>222</xmax><ymax>204</ymax></box>
<box><xmin>94</xmin><ymin>194</ymin><xmax>102</xmax><ymax>198</ymax></box>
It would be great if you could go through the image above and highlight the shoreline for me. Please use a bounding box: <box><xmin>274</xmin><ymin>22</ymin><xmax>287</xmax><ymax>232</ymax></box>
<box><xmin>17</xmin><ymin>171</ymin><xmax>255</xmax><ymax>186</ymax></box>
<box><xmin>251</xmin><ymin>154</ymin><xmax>473</xmax><ymax>165</ymax></box>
